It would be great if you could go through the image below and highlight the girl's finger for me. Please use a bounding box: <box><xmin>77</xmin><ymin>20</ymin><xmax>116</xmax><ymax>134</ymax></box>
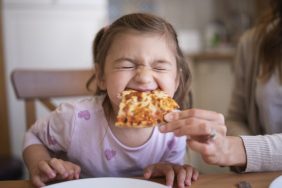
<box><xmin>65</xmin><ymin>162</ymin><xmax>81</xmax><ymax>180</ymax></box>
<box><xmin>143</xmin><ymin>165</ymin><xmax>154</xmax><ymax>179</ymax></box>
<box><xmin>163</xmin><ymin>166</ymin><xmax>175</xmax><ymax>187</ymax></box>
<box><xmin>74</xmin><ymin>164</ymin><xmax>81</xmax><ymax>179</ymax></box>
<box><xmin>65</xmin><ymin>168</ymin><xmax>75</xmax><ymax>180</ymax></box>
<box><xmin>173</xmin><ymin>166</ymin><xmax>186</xmax><ymax>188</ymax></box>
<box><xmin>49</xmin><ymin>158</ymin><xmax>68</xmax><ymax>179</ymax></box>
<box><xmin>38</xmin><ymin>160</ymin><xmax>56</xmax><ymax>179</ymax></box>
<box><xmin>144</xmin><ymin>164</ymin><xmax>174</xmax><ymax>187</ymax></box>
<box><xmin>32</xmin><ymin>175</ymin><xmax>46</xmax><ymax>188</ymax></box>
<box><xmin>192</xmin><ymin>168</ymin><xmax>199</xmax><ymax>181</ymax></box>
<box><xmin>183</xmin><ymin>165</ymin><xmax>193</xmax><ymax>186</ymax></box>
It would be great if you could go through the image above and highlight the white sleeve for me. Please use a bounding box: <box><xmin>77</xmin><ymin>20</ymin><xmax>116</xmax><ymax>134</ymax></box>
<box><xmin>23</xmin><ymin>102</ymin><xmax>77</xmax><ymax>152</ymax></box>
<box><xmin>241</xmin><ymin>134</ymin><xmax>282</xmax><ymax>172</ymax></box>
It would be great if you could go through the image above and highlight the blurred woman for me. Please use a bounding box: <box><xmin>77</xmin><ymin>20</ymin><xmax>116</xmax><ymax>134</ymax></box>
<box><xmin>160</xmin><ymin>0</ymin><xmax>282</xmax><ymax>172</ymax></box>
<box><xmin>225</xmin><ymin>0</ymin><xmax>282</xmax><ymax>172</ymax></box>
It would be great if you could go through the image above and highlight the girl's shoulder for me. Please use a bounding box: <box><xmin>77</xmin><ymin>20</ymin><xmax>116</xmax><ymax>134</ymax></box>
<box><xmin>72</xmin><ymin>95</ymin><xmax>105</xmax><ymax>110</ymax></box>
<box><xmin>55</xmin><ymin>95</ymin><xmax>106</xmax><ymax>115</ymax></box>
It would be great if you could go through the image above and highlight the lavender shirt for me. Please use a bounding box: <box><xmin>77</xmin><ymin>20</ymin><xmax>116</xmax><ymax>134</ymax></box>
<box><xmin>23</xmin><ymin>95</ymin><xmax>186</xmax><ymax>177</ymax></box>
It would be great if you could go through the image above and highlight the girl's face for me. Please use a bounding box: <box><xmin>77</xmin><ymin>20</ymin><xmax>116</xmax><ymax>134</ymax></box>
<box><xmin>99</xmin><ymin>30</ymin><xmax>179</xmax><ymax>113</ymax></box>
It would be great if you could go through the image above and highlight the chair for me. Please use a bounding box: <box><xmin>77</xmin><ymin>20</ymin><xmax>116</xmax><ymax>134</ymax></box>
<box><xmin>7</xmin><ymin>69</ymin><xmax>95</xmax><ymax>180</ymax></box>
<box><xmin>11</xmin><ymin>69</ymin><xmax>95</xmax><ymax>129</ymax></box>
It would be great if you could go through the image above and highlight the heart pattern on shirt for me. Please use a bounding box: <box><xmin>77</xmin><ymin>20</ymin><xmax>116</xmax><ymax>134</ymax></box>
<box><xmin>104</xmin><ymin>149</ymin><xmax>116</xmax><ymax>161</ymax></box>
<box><xmin>167</xmin><ymin>137</ymin><xmax>175</xmax><ymax>150</ymax></box>
<box><xmin>78</xmin><ymin>110</ymin><xmax>90</xmax><ymax>120</ymax></box>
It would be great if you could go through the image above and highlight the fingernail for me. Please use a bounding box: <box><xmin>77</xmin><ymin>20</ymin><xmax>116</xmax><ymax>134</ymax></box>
<box><xmin>159</xmin><ymin>125</ymin><xmax>166</xmax><ymax>132</ymax></box>
<box><xmin>49</xmin><ymin>172</ymin><xmax>56</xmax><ymax>178</ymax></box>
<box><xmin>75</xmin><ymin>173</ymin><xmax>80</xmax><ymax>179</ymax></box>
<box><xmin>164</xmin><ymin>113</ymin><xmax>175</xmax><ymax>122</ymax></box>
<box><xmin>144</xmin><ymin>172</ymin><xmax>149</xmax><ymax>179</ymax></box>
<box><xmin>185</xmin><ymin>180</ymin><xmax>191</xmax><ymax>186</ymax></box>
<box><xmin>64</xmin><ymin>172</ymin><xmax>68</xmax><ymax>178</ymax></box>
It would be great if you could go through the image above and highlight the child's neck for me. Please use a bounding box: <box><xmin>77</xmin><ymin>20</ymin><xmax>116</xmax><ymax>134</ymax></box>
<box><xmin>102</xmin><ymin>96</ymin><xmax>154</xmax><ymax>147</ymax></box>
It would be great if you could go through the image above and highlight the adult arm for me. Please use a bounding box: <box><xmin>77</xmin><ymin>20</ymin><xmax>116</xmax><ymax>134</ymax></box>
<box><xmin>226</xmin><ymin>30</ymin><xmax>256</xmax><ymax>136</ymax></box>
<box><xmin>161</xmin><ymin>109</ymin><xmax>282</xmax><ymax>172</ymax></box>
<box><xmin>241</xmin><ymin>133</ymin><xmax>282</xmax><ymax>172</ymax></box>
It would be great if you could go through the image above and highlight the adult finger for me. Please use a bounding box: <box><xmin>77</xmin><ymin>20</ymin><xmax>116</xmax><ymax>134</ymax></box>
<box><xmin>188</xmin><ymin>139</ymin><xmax>213</xmax><ymax>155</ymax></box>
<box><xmin>165</xmin><ymin>109</ymin><xmax>225</xmax><ymax>124</ymax></box>
<box><xmin>162</xmin><ymin>118</ymin><xmax>226</xmax><ymax>138</ymax></box>
<box><xmin>187</xmin><ymin>139</ymin><xmax>218</xmax><ymax>165</ymax></box>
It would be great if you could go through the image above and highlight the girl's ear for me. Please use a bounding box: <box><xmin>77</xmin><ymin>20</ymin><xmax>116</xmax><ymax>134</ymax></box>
<box><xmin>95</xmin><ymin>64</ymin><xmax>107</xmax><ymax>90</ymax></box>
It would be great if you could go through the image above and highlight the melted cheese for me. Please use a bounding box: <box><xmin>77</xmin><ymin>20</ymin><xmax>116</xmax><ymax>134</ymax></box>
<box><xmin>115</xmin><ymin>89</ymin><xmax>179</xmax><ymax>128</ymax></box>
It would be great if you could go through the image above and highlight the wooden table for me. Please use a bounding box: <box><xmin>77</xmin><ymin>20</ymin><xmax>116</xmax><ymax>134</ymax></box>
<box><xmin>1</xmin><ymin>171</ymin><xmax>281</xmax><ymax>188</ymax></box>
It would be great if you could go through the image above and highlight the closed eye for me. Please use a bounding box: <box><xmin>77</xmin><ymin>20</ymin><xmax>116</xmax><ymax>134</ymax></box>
<box><xmin>153</xmin><ymin>67</ymin><xmax>167</xmax><ymax>71</ymax></box>
<box><xmin>114</xmin><ymin>58</ymin><xmax>136</xmax><ymax>69</ymax></box>
<box><xmin>152</xmin><ymin>61</ymin><xmax>172</xmax><ymax>71</ymax></box>
<box><xmin>118</xmin><ymin>63</ymin><xmax>135</xmax><ymax>69</ymax></box>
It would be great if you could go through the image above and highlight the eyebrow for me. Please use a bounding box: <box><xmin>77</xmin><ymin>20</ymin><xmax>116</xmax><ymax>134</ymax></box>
<box><xmin>113</xmin><ymin>57</ymin><xmax>134</xmax><ymax>64</ymax></box>
<box><xmin>154</xmin><ymin>60</ymin><xmax>172</xmax><ymax>64</ymax></box>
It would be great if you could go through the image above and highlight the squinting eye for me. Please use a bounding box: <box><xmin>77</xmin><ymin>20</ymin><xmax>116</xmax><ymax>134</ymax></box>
<box><xmin>153</xmin><ymin>66</ymin><xmax>168</xmax><ymax>71</ymax></box>
<box><xmin>115</xmin><ymin>62</ymin><xmax>135</xmax><ymax>69</ymax></box>
<box><xmin>121</xmin><ymin>66</ymin><xmax>135</xmax><ymax>69</ymax></box>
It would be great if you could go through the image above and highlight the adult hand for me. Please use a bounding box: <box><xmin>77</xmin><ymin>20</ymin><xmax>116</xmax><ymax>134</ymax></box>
<box><xmin>159</xmin><ymin>109</ymin><xmax>244</xmax><ymax>166</ymax></box>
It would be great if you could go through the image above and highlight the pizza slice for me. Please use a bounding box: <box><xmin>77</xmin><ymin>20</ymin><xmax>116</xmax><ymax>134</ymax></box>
<box><xmin>115</xmin><ymin>89</ymin><xmax>179</xmax><ymax>128</ymax></box>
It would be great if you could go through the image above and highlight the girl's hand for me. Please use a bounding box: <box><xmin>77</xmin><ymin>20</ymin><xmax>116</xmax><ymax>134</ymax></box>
<box><xmin>143</xmin><ymin>162</ymin><xmax>199</xmax><ymax>188</ymax></box>
<box><xmin>159</xmin><ymin>109</ymin><xmax>230</xmax><ymax>166</ymax></box>
<box><xmin>30</xmin><ymin>158</ymin><xmax>81</xmax><ymax>187</ymax></box>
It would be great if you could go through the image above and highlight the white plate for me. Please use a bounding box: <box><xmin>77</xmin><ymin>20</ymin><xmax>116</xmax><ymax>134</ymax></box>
<box><xmin>43</xmin><ymin>177</ymin><xmax>168</xmax><ymax>188</ymax></box>
<box><xmin>269</xmin><ymin>175</ymin><xmax>282</xmax><ymax>188</ymax></box>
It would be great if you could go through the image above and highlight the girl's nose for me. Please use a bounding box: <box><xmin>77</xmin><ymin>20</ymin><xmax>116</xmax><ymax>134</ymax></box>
<box><xmin>134</xmin><ymin>66</ymin><xmax>154</xmax><ymax>84</ymax></box>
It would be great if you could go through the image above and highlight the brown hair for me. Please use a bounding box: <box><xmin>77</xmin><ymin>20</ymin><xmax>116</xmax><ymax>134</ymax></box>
<box><xmin>256</xmin><ymin>0</ymin><xmax>282</xmax><ymax>83</ymax></box>
<box><xmin>87</xmin><ymin>13</ymin><xmax>191</xmax><ymax>109</ymax></box>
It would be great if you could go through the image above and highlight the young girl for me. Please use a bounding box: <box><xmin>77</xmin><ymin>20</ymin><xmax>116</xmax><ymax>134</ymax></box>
<box><xmin>23</xmin><ymin>13</ymin><xmax>198</xmax><ymax>188</ymax></box>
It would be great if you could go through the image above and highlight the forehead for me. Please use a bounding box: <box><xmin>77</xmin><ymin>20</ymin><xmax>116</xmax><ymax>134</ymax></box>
<box><xmin>107</xmin><ymin>30</ymin><xmax>177</xmax><ymax>59</ymax></box>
